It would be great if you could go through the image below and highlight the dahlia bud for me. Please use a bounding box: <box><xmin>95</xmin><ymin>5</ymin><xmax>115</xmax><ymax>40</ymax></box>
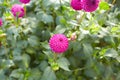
<box><xmin>70</xmin><ymin>32</ymin><xmax>77</xmax><ymax>41</ymax></box>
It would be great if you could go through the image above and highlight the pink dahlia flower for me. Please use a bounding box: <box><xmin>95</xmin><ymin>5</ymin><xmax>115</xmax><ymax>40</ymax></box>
<box><xmin>0</xmin><ymin>18</ymin><xmax>2</xmax><ymax>26</ymax></box>
<box><xmin>82</xmin><ymin>0</ymin><xmax>100</xmax><ymax>12</ymax></box>
<box><xmin>49</xmin><ymin>34</ymin><xmax>69</xmax><ymax>53</ymax></box>
<box><xmin>19</xmin><ymin>0</ymin><xmax>30</xmax><ymax>4</ymax></box>
<box><xmin>70</xmin><ymin>0</ymin><xmax>82</xmax><ymax>10</ymax></box>
<box><xmin>11</xmin><ymin>4</ymin><xmax>25</xmax><ymax>17</ymax></box>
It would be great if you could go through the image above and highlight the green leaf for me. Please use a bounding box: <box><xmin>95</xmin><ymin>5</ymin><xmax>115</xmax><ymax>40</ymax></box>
<box><xmin>13</xmin><ymin>48</ymin><xmax>22</xmax><ymax>61</ymax></box>
<box><xmin>99</xmin><ymin>2</ymin><xmax>110</xmax><ymax>10</ymax></box>
<box><xmin>0</xmin><ymin>30</ymin><xmax>4</xmax><ymax>34</ymax></box>
<box><xmin>42</xmin><ymin>0</ymin><xmax>52</xmax><ymax>8</ymax></box>
<box><xmin>28</xmin><ymin>68</ymin><xmax>41</xmax><ymax>80</ymax></box>
<box><xmin>13</xmin><ymin>48</ymin><xmax>21</xmax><ymax>56</ymax></box>
<box><xmin>56</xmin><ymin>16</ymin><xmax>66</xmax><ymax>25</ymax></box>
<box><xmin>41</xmin><ymin>66</ymin><xmax>56</xmax><ymax>80</ymax></box>
<box><xmin>41</xmin><ymin>30</ymin><xmax>50</xmax><ymax>41</ymax></box>
<box><xmin>116</xmin><ymin>56</ymin><xmax>120</xmax><ymax>62</ymax></box>
<box><xmin>28</xmin><ymin>35</ymin><xmax>39</xmax><ymax>47</ymax></box>
<box><xmin>43</xmin><ymin>51</ymin><xmax>54</xmax><ymax>58</ymax></box>
<box><xmin>84</xmin><ymin>69</ymin><xmax>96</xmax><ymax>78</ymax></box>
<box><xmin>22</xmin><ymin>54</ymin><xmax>30</xmax><ymax>68</ymax></box>
<box><xmin>104</xmin><ymin>36</ymin><xmax>115</xmax><ymax>47</ymax></box>
<box><xmin>104</xmin><ymin>48</ymin><xmax>118</xmax><ymax>58</ymax></box>
<box><xmin>17</xmin><ymin>40</ymin><xmax>28</xmax><ymax>49</ymax></box>
<box><xmin>10</xmin><ymin>69</ymin><xmax>24</xmax><ymax>79</ymax></box>
<box><xmin>54</xmin><ymin>25</ymin><xmax>66</xmax><ymax>34</ymax></box>
<box><xmin>57</xmin><ymin>57</ymin><xmax>70</xmax><ymax>71</ymax></box>
<box><xmin>41</xmin><ymin>41</ymin><xmax>50</xmax><ymax>50</ymax></box>
<box><xmin>26</xmin><ymin>47</ymin><xmax>36</xmax><ymax>54</ymax></box>
<box><xmin>116</xmin><ymin>71</ymin><xmax>120</xmax><ymax>80</ymax></box>
<box><xmin>42</xmin><ymin>14</ymin><xmax>53</xmax><ymax>23</ymax></box>
<box><xmin>1</xmin><ymin>59</ymin><xmax>14</xmax><ymax>68</ymax></box>
<box><xmin>39</xmin><ymin>61</ymin><xmax>48</xmax><ymax>71</ymax></box>
<box><xmin>111</xmin><ymin>27</ymin><xmax>119</xmax><ymax>33</ymax></box>
<box><xmin>0</xmin><ymin>47</ymin><xmax>6</xmax><ymax>56</ymax></box>
<box><xmin>0</xmin><ymin>70</ymin><xmax>6</xmax><ymax>80</ymax></box>
<box><xmin>83</xmin><ymin>43</ymin><xmax>93</xmax><ymax>56</ymax></box>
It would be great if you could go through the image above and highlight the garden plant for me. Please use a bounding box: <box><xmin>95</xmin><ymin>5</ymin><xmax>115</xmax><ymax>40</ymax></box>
<box><xmin>0</xmin><ymin>0</ymin><xmax>120</xmax><ymax>80</ymax></box>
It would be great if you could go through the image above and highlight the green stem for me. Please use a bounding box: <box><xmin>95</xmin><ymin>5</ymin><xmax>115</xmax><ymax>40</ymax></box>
<box><xmin>77</xmin><ymin>12</ymin><xmax>86</xmax><ymax>24</ymax></box>
<box><xmin>15</xmin><ymin>16</ymin><xmax>19</xmax><ymax>27</ymax></box>
<box><xmin>24</xmin><ymin>4</ymin><xmax>27</xmax><ymax>17</ymax></box>
<box><xmin>112</xmin><ymin>0</ymin><xmax>116</xmax><ymax>5</ymax></box>
<box><xmin>59</xmin><ymin>0</ymin><xmax>63</xmax><ymax>13</ymax></box>
<box><xmin>72</xmin><ymin>67</ymin><xmax>86</xmax><ymax>72</ymax></box>
<box><xmin>54</xmin><ymin>53</ymin><xmax>58</xmax><ymax>61</ymax></box>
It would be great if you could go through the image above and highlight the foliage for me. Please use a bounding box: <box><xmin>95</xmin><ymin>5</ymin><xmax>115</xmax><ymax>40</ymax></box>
<box><xmin>0</xmin><ymin>0</ymin><xmax>120</xmax><ymax>80</ymax></box>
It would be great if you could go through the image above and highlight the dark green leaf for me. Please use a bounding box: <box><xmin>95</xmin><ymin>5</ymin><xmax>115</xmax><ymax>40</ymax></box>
<box><xmin>57</xmin><ymin>57</ymin><xmax>70</xmax><ymax>71</ymax></box>
<box><xmin>41</xmin><ymin>66</ymin><xmax>56</xmax><ymax>80</ymax></box>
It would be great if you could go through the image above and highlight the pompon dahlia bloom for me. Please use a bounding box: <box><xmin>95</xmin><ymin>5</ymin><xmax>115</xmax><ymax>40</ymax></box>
<box><xmin>19</xmin><ymin>0</ymin><xmax>30</xmax><ymax>4</ymax></box>
<box><xmin>82</xmin><ymin>0</ymin><xmax>100</xmax><ymax>12</ymax></box>
<box><xmin>70</xmin><ymin>0</ymin><xmax>82</xmax><ymax>10</ymax></box>
<box><xmin>11</xmin><ymin>4</ymin><xmax>25</xmax><ymax>17</ymax></box>
<box><xmin>49</xmin><ymin>34</ymin><xmax>69</xmax><ymax>53</ymax></box>
<box><xmin>0</xmin><ymin>18</ymin><xmax>2</xmax><ymax>26</ymax></box>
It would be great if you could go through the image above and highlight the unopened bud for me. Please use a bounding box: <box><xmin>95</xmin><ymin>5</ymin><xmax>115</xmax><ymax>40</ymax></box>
<box><xmin>70</xmin><ymin>32</ymin><xmax>77</xmax><ymax>41</ymax></box>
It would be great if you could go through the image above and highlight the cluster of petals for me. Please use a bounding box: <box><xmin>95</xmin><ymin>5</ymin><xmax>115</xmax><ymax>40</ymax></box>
<box><xmin>49</xmin><ymin>34</ymin><xmax>69</xmax><ymax>54</ymax></box>
<box><xmin>11</xmin><ymin>0</ymin><xmax>30</xmax><ymax>17</ymax></box>
<box><xmin>70</xmin><ymin>0</ymin><xmax>100</xmax><ymax>12</ymax></box>
<box><xmin>70</xmin><ymin>0</ymin><xmax>82</xmax><ymax>10</ymax></box>
<box><xmin>11</xmin><ymin>4</ymin><xmax>25</xmax><ymax>17</ymax></box>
